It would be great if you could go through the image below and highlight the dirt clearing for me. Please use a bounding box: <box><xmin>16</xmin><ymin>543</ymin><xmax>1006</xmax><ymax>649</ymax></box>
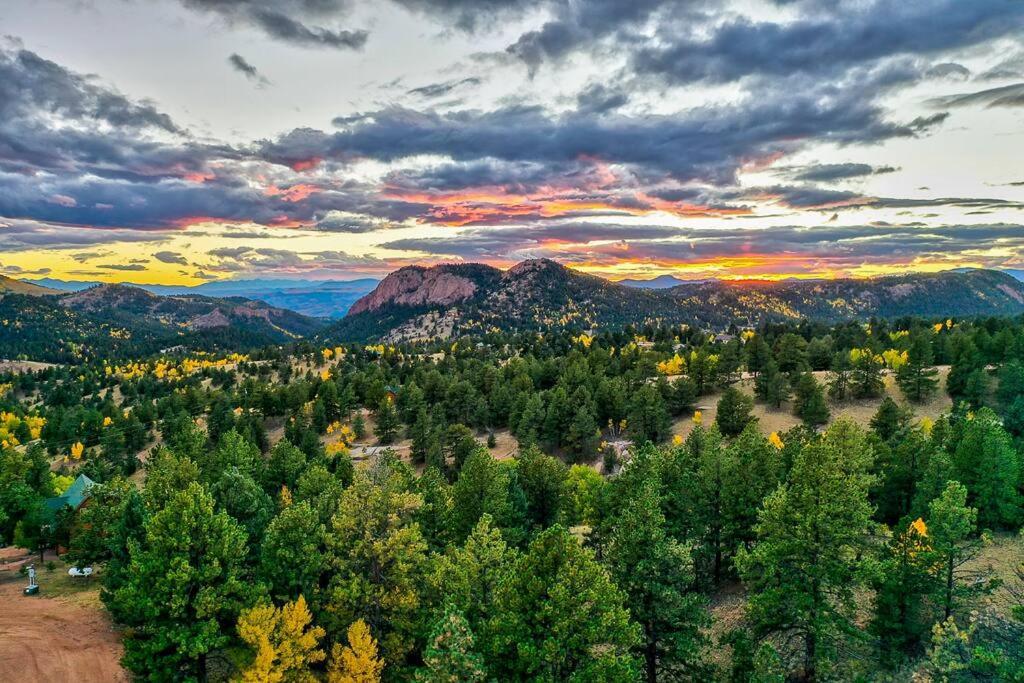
<box><xmin>0</xmin><ymin>551</ymin><xmax>126</xmax><ymax>683</ymax></box>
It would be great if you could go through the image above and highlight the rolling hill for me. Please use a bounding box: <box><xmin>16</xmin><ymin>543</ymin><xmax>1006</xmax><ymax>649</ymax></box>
<box><xmin>0</xmin><ymin>282</ymin><xmax>326</xmax><ymax>362</ymax></box>
<box><xmin>28</xmin><ymin>277</ymin><xmax>379</xmax><ymax>318</ymax></box>
<box><xmin>323</xmin><ymin>260</ymin><xmax>1024</xmax><ymax>342</ymax></box>
<box><xmin>0</xmin><ymin>274</ymin><xmax>60</xmax><ymax>296</ymax></box>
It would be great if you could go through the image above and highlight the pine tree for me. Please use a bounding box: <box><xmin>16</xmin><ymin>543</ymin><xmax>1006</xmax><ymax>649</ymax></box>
<box><xmin>870</xmin><ymin>397</ymin><xmax>909</xmax><ymax>442</ymax></box>
<box><xmin>515</xmin><ymin>445</ymin><xmax>567</xmax><ymax>530</ymax></box>
<box><xmin>442</xmin><ymin>424</ymin><xmax>477</xmax><ymax>474</ymax></box>
<box><xmin>628</xmin><ymin>384</ymin><xmax>672</xmax><ymax>444</ymax></box>
<box><xmin>260</xmin><ymin>501</ymin><xmax>328</xmax><ymax>602</ymax></box>
<box><xmin>851</xmin><ymin>349</ymin><xmax>885</xmax><ymax>399</ymax></box>
<box><xmin>514</xmin><ymin>393</ymin><xmax>544</xmax><ymax>445</ymax></box>
<box><xmin>826</xmin><ymin>350</ymin><xmax>854</xmax><ymax>401</ymax></box>
<box><xmin>487</xmin><ymin>525</ymin><xmax>640</xmax><ymax>680</ymax></box>
<box><xmin>373</xmin><ymin>397</ymin><xmax>399</xmax><ymax>445</ymax></box>
<box><xmin>870</xmin><ymin>518</ymin><xmax>934</xmax><ymax>668</ymax></box>
<box><xmin>745</xmin><ymin>334</ymin><xmax>772</xmax><ymax>378</ymax></box>
<box><xmin>327</xmin><ymin>620</ymin><xmax>385</xmax><ymax>683</ymax></box>
<box><xmin>607</xmin><ymin>479</ymin><xmax>710</xmax><ymax>682</ymax></box>
<box><xmin>774</xmin><ymin>333</ymin><xmax>808</xmax><ymax>374</ymax></box>
<box><xmin>896</xmin><ymin>334</ymin><xmax>939</xmax><ymax>403</ymax></box>
<box><xmin>266</xmin><ymin>439</ymin><xmax>308</xmax><ymax>493</ymax></box>
<box><xmin>450</xmin><ymin>449</ymin><xmax>521</xmax><ymax>542</ymax></box>
<box><xmin>565</xmin><ymin>404</ymin><xmax>600</xmax><ymax>462</ymax></box>
<box><xmin>737</xmin><ymin>421</ymin><xmax>876</xmax><ymax>682</ymax></box>
<box><xmin>754</xmin><ymin>359</ymin><xmax>788</xmax><ymax>408</ymax></box>
<box><xmin>716</xmin><ymin>386</ymin><xmax>755</xmax><ymax>438</ymax></box>
<box><xmin>431</xmin><ymin>515</ymin><xmax>513</xmax><ymax>634</ymax></box>
<box><xmin>417</xmin><ymin>608</ymin><xmax>486</xmax><ymax>682</ymax></box>
<box><xmin>925</xmin><ymin>481</ymin><xmax>987</xmax><ymax>621</ymax></box>
<box><xmin>112</xmin><ymin>482</ymin><xmax>254</xmax><ymax>679</ymax></box>
<box><xmin>949</xmin><ymin>408</ymin><xmax>1022</xmax><ymax>529</ymax></box>
<box><xmin>792</xmin><ymin>372</ymin><xmax>830</xmax><ymax>427</ymax></box>
<box><xmin>325</xmin><ymin>465</ymin><xmax>429</xmax><ymax>665</ymax></box>
<box><xmin>720</xmin><ymin>426</ymin><xmax>781</xmax><ymax>562</ymax></box>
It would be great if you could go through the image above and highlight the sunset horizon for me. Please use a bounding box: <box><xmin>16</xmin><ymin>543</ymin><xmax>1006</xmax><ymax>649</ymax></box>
<box><xmin>2</xmin><ymin>0</ymin><xmax>1023</xmax><ymax>286</ymax></box>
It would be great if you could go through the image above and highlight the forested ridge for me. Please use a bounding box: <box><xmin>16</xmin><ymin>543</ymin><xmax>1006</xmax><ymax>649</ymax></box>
<box><xmin>2</xmin><ymin>314</ymin><xmax>1024</xmax><ymax>681</ymax></box>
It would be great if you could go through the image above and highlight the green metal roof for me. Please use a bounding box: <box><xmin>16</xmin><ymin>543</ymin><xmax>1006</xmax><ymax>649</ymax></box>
<box><xmin>42</xmin><ymin>473</ymin><xmax>95</xmax><ymax>519</ymax></box>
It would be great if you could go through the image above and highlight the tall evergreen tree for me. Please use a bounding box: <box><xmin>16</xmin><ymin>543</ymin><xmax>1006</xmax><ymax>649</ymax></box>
<box><xmin>738</xmin><ymin>421</ymin><xmax>876</xmax><ymax>682</ymax></box>
<box><xmin>896</xmin><ymin>333</ymin><xmax>939</xmax><ymax>403</ymax></box>
<box><xmin>925</xmin><ymin>481</ymin><xmax>988</xmax><ymax>621</ymax></box>
<box><xmin>607</xmin><ymin>480</ymin><xmax>710</xmax><ymax>682</ymax></box>
<box><xmin>716</xmin><ymin>387</ymin><xmax>756</xmax><ymax>438</ymax></box>
<box><xmin>417</xmin><ymin>608</ymin><xmax>487</xmax><ymax>683</ymax></box>
<box><xmin>487</xmin><ymin>526</ymin><xmax>640</xmax><ymax>681</ymax></box>
<box><xmin>870</xmin><ymin>518</ymin><xmax>933</xmax><ymax>668</ymax></box>
<box><xmin>112</xmin><ymin>482</ymin><xmax>254</xmax><ymax>680</ymax></box>
<box><xmin>792</xmin><ymin>372</ymin><xmax>830</xmax><ymax>428</ymax></box>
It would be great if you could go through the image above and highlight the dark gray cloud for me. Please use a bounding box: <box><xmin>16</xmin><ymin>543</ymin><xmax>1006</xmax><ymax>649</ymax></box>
<box><xmin>575</xmin><ymin>83</ymin><xmax>629</xmax><ymax>114</ymax></box>
<box><xmin>979</xmin><ymin>52</ymin><xmax>1024</xmax><ymax>80</ymax></box>
<box><xmin>97</xmin><ymin>263</ymin><xmax>147</xmax><ymax>271</ymax></box>
<box><xmin>929</xmin><ymin>82</ymin><xmax>1024</xmax><ymax>108</ymax></box>
<box><xmin>0</xmin><ymin>220</ymin><xmax>162</xmax><ymax>251</ymax></box>
<box><xmin>0</xmin><ymin>47</ymin><xmax>180</xmax><ymax>133</ymax></box>
<box><xmin>178</xmin><ymin>0</ymin><xmax>368</xmax><ymax>49</ymax></box>
<box><xmin>292</xmin><ymin>67</ymin><xmax>945</xmax><ymax>185</ymax></box>
<box><xmin>383</xmin><ymin>222</ymin><xmax>682</xmax><ymax>257</ymax></box>
<box><xmin>314</xmin><ymin>212</ymin><xmax>393</xmax><ymax>233</ymax></box>
<box><xmin>228</xmin><ymin>53</ymin><xmax>270</xmax><ymax>86</ymax></box>
<box><xmin>506</xmin><ymin>0</ymin><xmax>683</xmax><ymax>72</ymax></box>
<box><xmin>380</xmin><ymin>221</ymin><xmax>1024</xmax><ymax>271</ymax></box>
<box><xmin>925</xmin><ymin>63</ymin><xmax>971</xmax><ymax>80</ymax></box>
<box><xmin>205</xmin><ymin>245</ymin><xmax>384</xmax><ymax>273</ymax></box>
<box><xmin>391</xmin><ymin>0</ymin><xmax>547</xmax><ymax>32</ymax></box>
<box><xmin>154</xmin><ymin>251</ymin><xmax>190</xmax><ymax>265</ymax></box>
<box><xmin>633</xmin><ymin>0</ymin><xmax>1024</xmax><ymax>85</ymax></box>
<box><xmin>407</xmin><ymin>77</ymin><xmax>481</xmax><ymax>98</ymax></box>
<box><xmin>783</xmin><ymin>163</ymin><xmax>898</xmax><ymax>183</ymax></box>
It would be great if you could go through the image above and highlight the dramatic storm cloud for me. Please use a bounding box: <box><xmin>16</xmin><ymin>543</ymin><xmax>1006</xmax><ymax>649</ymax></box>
<box><xmin>1</xmin><ymin>0</ymin><xmax>1023</xmax><ymax>283</ymax></box>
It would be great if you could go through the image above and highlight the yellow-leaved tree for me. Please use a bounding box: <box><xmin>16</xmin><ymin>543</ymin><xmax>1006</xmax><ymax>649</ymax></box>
<box><xmin>237</xmin><ymin>594</ymin><xmax>325</xmax><ymax>683</ymax></box>
<box><xmin>327</xmin><ymin>620</ymin><xmax>384</xmax><ymax>683</ymax></box>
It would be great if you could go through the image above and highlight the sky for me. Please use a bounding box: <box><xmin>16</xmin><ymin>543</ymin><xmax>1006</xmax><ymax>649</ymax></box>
<box><xmin>1</xmin><ymin>0</ymin><xmax>1023</xmax><ymax>285</ymax></box>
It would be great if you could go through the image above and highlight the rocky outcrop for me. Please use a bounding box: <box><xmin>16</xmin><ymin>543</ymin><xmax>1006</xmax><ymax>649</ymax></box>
<box><xmin>348</xmin><ymin>265</ymin><xmax>483</xmax><ymax>315</ymax></box>
<box><xmin>188</xmin><ymin>308</ymin><xmax>231</xmax><ymax>330</ymax></box>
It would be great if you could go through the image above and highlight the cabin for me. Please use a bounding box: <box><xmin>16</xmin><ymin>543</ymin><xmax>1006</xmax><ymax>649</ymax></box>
<box><xmin>42</xmin><ymin>473</ymin><xmax>96</xmax><ymax>523</ymax></box>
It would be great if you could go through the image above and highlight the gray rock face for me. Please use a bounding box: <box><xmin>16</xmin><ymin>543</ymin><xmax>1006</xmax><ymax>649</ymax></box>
<box><xmin>348</xmin><ymin>266</ymin><xmax>480</xmax><ymax>314</ymax></box>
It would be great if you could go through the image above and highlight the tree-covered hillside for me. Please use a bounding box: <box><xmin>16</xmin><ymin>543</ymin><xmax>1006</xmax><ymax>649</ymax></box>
<box><xmin>2</xmin><ymin>314</ymin><xmax>1023</xmax><ymax>681</ymax></box>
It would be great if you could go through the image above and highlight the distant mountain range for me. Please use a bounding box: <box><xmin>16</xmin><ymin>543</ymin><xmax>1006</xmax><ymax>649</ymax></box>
<box><xmin>6</xmin><ymin>264</ymin><xmax>1024</xmax><ymax>357</ymax></box>
<box><xmin>26</xmin><ymin>277</ymin><xmax>379</xmax><ymax>318</ymax></box>
<box><xmin>616</xmin><ymin>274</ymin><xmax>693</xmax><ymax>289</ymax></box>
<box><xmin>0</xmin><ymin>283</ymin><xmax>325</xmax><ymax>362</ymax></box>
<box><xmin>323</xmin><ymin>259</ymin><xmax>1024</xmax><ymax>342</ymax></box>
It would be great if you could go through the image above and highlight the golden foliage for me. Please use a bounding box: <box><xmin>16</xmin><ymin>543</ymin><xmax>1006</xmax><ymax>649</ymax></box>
<box><xmin>768</xmin><ymin>432</ymin><xmax>784</xmax><ymax>450</ymax></box>
<box><xmin>573</xmin><ymin>333</ymin><xmax>594</xmax><ymax>348</ymax></box>
<box><xmin>911</xmin><ymin>517</ymin><xmax>928</xmax><ymax>538</ymax></box>
<box><xmin>881</xmin><ymin>348</ymin><xmax>909</xmax><ymax>371</ymax></box>
<box><xmin>327</xmin><ymin>620</ymin><xmax>384</xmax><ymax>683</ymax></box>
<box><xmin>0</xmin><ymin>411</ymin><xmax>45</xmax><ymax>444</ymax></box>
<box><xmin>70</xmin><ymin>441</ymin><xmax>85</xmax><ymax>460</ymax></box>
<box><xmin>656</xmin><ymin>354</ymin><xmax>685</xmax><ymax>376</ymax></box>
<box><xmin>237</xmin><ymin>595</ymin><xmax>326</xmax><ymax>683</ymax></box>
<box><xmin>692</xmin><ymin>410</ymin><xmax>703</xmax><ymax>425</ymax></box>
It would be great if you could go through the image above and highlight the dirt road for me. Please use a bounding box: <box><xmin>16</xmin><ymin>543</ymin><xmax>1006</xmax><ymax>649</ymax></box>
<box><xmin>0</xmin><ymin>555</ymin><xmax>127</xmax><ymax>683</ymax></box>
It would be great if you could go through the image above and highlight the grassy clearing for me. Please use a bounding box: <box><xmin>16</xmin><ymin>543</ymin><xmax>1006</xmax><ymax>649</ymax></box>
<box><xmin>674</xmin><ymin>366</ymin><xmax>952</xmax><ymax>440</ymax></box>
